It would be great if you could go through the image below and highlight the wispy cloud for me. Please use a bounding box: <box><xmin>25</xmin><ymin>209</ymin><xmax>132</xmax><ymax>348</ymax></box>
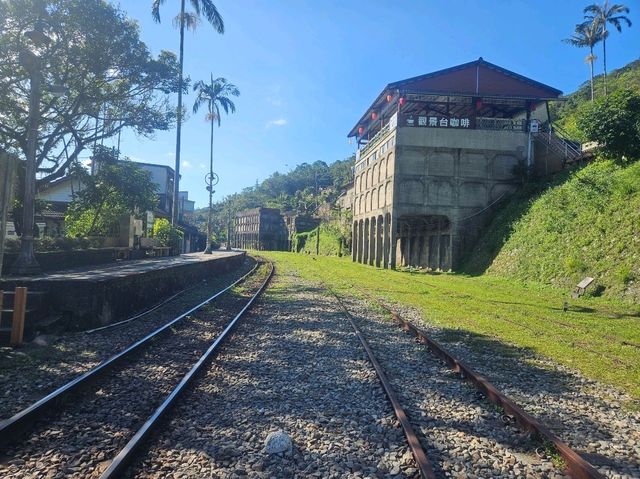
<box><xmin>266</xmin><ymin>96</ymin><xmax>283</xmax><ymax>107</ymax></box>
<box><xmin>266</xmin><ymin>118</ymin><xmax>288</xmax><ymax>128</ymax></box>
<box><xmin>199</xmin><ymin>163</ymin><xmax>207</xmax><ymax>170</ymax></box>
<box><xmin>182</xmin><ymin>160</ymin><xmax>192</xmax><ymax>169</ymax></box>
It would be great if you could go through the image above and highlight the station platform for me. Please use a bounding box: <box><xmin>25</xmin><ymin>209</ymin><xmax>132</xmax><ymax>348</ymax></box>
<box><xmin>0</xmin><ymin>251</ymin><xmax>245</xmax><ymax>331</ymax></box>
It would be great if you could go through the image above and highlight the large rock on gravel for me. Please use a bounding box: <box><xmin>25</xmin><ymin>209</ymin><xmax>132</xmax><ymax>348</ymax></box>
<box><xmin>264</xmin><ymin>430</ymin><xmax>292</xmax><ymax>454</ymax></box>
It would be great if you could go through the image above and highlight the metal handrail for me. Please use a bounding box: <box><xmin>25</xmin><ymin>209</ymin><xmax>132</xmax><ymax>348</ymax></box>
<box><xmin>358</xmin><ymin>123</ymin><xmax>390</xmax><ymax>161</ymax></box>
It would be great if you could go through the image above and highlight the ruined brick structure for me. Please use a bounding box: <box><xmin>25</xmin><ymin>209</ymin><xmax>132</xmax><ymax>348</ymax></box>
<box><xmin>233</xmin><ymin>208</ymin><xmax>289</xmax><ymax>251</ymax></box>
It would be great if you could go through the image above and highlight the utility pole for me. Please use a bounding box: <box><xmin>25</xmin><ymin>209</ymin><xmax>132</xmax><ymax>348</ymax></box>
<box><xmin>226</xmin><ymin>198</ymin><xmax>232</xmax><ymax>251</ymax></box>
<box><xmin>315</xmin><ymin>171</ymin><xmax>320</xmax><ymax>255</ymax></box>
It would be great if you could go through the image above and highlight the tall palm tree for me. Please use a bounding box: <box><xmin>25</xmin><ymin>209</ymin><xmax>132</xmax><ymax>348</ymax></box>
<box><xmin>583</xmin><ymin>1</ymin><xmax>632</xmax><ymax>96</ymax></box>
<box><xmin>193</xmin><ymin>76</ymin><xmax>239</xmax><ymax>254</ymax></box>
<box><xmin>563</xmin><ymin>22</ymin><xmax>602</xmax><ymax>101</ymax></box>
<box><xmin>151</xmin><ymin>0</ymin><xmax>224</xmax><ymax>227</ymax></box>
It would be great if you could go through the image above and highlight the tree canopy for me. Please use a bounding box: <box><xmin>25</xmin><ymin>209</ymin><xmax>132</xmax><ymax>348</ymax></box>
<box><xmin>0</xmin><ymin>0</ymin><xmax>181</xmax><ymax>187</ymax></box>
<box><xmin>577</xmin><ymin>88</ymin><xmax>640</xmax><ymax>161</ymax></box>
<box><xmin>65</xmin><ymin>147</ymin><xmax>158</xmax><ymax>237</ymax></box>
<box><xmin>191</xmin><ymin>157</ymin><xmax>355</xmax><ymax>241</ymax></box>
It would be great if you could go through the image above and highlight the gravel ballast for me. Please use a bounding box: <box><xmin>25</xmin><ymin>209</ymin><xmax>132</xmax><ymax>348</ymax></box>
<box><xmin>127</xmin><ymin>270</ymin><xmax>567</xmax><ymax>478</ymax></box>
<box><xmin>0</xmin><ymin>262</ymin><xmax>268</xmax><ymax>479</ymax></box>
<box><xmin>388</xmin><ymin>300</ymin><xmax>640</xmax><ymax>479</ymax></box>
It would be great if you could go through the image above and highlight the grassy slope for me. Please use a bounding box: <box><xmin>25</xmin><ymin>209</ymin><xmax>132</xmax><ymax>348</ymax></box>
<box><xmin>466</xmin><ymin>160</ymin><xmax>640</xmax><ymax>302</ymax></box>
<box><xmin>260</xmin><ymin>252</ymin><xmax>640</xmax><ymax>399</ymax></box>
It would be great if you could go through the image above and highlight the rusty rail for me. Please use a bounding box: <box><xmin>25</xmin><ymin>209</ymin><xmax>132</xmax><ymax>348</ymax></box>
<box><xmin>329</xmin><ymin>289</ymin><xmax>437</xmax><ymax>479</ymax></box>
<box><xmin>374</xmin><ymin>297</ymin><xmax>604</xmax><ymax>479</ymax></box>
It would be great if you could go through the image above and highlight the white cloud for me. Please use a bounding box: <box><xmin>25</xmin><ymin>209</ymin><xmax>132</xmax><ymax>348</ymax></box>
<box><xmin>182</xmin><ymin>160</ymin><xmax>192</xmax><ymax>169</ymax></box>
<box><xmin>266</xmin><ymin>96</ymin><xmax>283</xmax><ymax>107</ymax></box>
<box><xmin>266</xmin><ymin>118</ymin><xmax>288</xmax><ymax>128</ymax></box>
<box><xmin>199</xmin><ymin>163</ymin><xmax>207</xmax><ymax>170</ymax></box>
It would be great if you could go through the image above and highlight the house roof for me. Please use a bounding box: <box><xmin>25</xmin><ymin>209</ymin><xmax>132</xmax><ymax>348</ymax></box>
<box><xmin>348</xmin><ymin>58</ymin><xmax>563</xmax><ymax>137</ymax></box>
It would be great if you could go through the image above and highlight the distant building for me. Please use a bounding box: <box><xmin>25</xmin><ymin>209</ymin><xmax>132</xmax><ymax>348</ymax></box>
<box><xmin>25</xmin><ymin>159</ymin><xmax>203</xmax><ymax>253</ymax></box>
<box><xmin>233</xmin><ymin>208</ymin><xmax>289</xmax><ymax>251</ymax></box>
<box><xmin>283</xmin><ymin>213</ymin><xmax>320</xmax><ymax>251</ymax></box>
<box><xmin>348</xmin><ymin>58</ymin><xmax>573</xmax><ymax>270</ymax></box>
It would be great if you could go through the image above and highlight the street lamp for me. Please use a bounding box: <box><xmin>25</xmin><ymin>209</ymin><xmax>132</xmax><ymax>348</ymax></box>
<box><xmin>203</xmin><ymin>171</ymin><xmax>219</xmax><ymax>254</ymax></box>
<box><xmin>11</xmin><ymin>24</ymin><xmax>62</xmax><ymax>275</ymax></box>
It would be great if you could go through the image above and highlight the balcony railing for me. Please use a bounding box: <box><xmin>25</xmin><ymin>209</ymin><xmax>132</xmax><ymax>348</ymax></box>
<box><xmin>476</xmin><ymin>117</ymin><xmax>527</xmax><ymax>131</ymax></box>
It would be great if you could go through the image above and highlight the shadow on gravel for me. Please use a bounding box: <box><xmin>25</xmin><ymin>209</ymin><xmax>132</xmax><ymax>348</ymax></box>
<box><xmin>129</xmin><ymin>285</ymin><xmax>414</xmax><ymax>478</ymax></box>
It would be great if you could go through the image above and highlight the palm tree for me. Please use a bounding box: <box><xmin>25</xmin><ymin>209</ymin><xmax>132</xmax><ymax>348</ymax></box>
<box><xmin>563</xmin><ymin>22</ymin><xmax>602</xmax><ymax>101</ymax></box>
<box><xmin>193</xmin><ymin>76</ymin><xmax>239</xmax><ymax>254</ymax></box>
<box><xmin>151</xmin><ymin>0</ymin><xmax>224</xmax><ymax>227</ymax></box>
<box><xmin>583</xmin><ymin>1</ymin><xmax>632</xmax><ymax>96</ymax></box>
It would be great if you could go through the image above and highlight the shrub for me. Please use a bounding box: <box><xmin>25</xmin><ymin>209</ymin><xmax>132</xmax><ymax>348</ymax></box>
<box><xmin>153</xmin><ymin>218</ymin><xmax>183</xmax><ymax>251</ymax></box>
<box><xmin>577</xmin><ymin>89</ymin><xmax>640</xmax><ymax>161</ymax></box>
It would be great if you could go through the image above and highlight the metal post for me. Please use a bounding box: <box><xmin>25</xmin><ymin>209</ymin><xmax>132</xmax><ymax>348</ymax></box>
<box><xmin>226</xmin><ymin>200</ymin><xmax>232</xmax><ymax>251</ymax></box>
<box><xmin>12</xmin><ymin>62</ymin><xmax>42</xmax><ymax>275</ymax></box>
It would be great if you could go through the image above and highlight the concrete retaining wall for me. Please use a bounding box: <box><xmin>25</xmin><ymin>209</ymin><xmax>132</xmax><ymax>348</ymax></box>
<box><xmin>0</xmin><ymin>252</ymin><xmax>245</xmax><ymax>331</ymax></box>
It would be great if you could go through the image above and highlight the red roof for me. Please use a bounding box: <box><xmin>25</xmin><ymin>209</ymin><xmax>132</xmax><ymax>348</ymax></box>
<box><xmin>348</xmin><ymin>58</ymin><xmax>562</xmax><ymax>137</ymax></box>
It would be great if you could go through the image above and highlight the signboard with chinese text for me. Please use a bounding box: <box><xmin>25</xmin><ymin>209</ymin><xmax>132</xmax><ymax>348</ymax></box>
<box><xmin>402</xmin><ymin>114</ymin><xmax>475</xmax><ymax>129</ymax></box>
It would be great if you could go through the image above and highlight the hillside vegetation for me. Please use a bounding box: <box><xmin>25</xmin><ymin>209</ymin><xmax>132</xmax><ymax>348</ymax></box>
<box><xmin>466</xmin><ymin>160</ymin><xmax>640</xmax><ymax>302</ymax></box>
<box><xmin>551</xmin><ymin>59</ymin><xmax>640</xmax><ymax>141</ymax></box>
<box><xmin>464</xmin><ymin>59</ymin><xmax>640</xmax><ymax>303</ymax></box>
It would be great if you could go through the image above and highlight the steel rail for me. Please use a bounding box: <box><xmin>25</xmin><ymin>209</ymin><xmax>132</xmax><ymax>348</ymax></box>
<box><xmin>99</xmin><ymin>262</ymin><xmax>274</xmax><ymax>479</ymax></box>
<box><xmin>369</xmin><ymin>295</ymin><xmax>605</xmax><ymax>479</ymax></box>
<box><xmin>0</xmin><ymin>261</ymin><xmax>261</xmax><ymax>445</ymax></box>
<box><xmin>329</xmin><ymin>288</ymin><xmax>437</xmax><ymax>479</ymax></box>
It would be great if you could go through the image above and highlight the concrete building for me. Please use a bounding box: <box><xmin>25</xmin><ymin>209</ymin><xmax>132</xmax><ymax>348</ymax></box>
<box><xmin>31</xmin><ymin>160</ymin><xmax>203</xmax><ymax>253</ymax></box>
<box><xmin>348</xmin><ymin>58</ymin><xmax>575</xmax><ymax>271</ymax></box>
<box><xmin>233</xmin><ymin>207</ymin><xmax>289</xmax><ymax>251</ymax></box>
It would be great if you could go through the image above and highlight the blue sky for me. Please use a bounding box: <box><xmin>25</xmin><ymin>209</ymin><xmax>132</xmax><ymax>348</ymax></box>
<box><xmin>109</xmin><ymin>0</ymin><xmax>639</xmax><ymax>209</ymax></box>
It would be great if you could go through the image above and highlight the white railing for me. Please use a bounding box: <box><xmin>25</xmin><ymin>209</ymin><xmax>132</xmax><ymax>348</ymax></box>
<box><xmin>476</xmin><ymin>117</ymin><xmax>527</xmax><ymax>131</ymax></box>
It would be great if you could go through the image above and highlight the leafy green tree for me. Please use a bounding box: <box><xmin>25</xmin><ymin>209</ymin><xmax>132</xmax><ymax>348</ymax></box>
<box><xmin>152</xmin><ymin>218</ymin><xmax>184</xmax><ymax>251</ymax></box>
<box><xmin>65</xmin><ymin>147</ymin><xmax>158</xmax><ymax>236</ymax></box>
<box><xmin>583</xmin><ymin>1</ymin><xmax>632</xmax><ymax>96</ymax></box>
<box><xmin>563</xmin><ymin>22</ymin><xmax>602</xmax><ymax>100</ymax></box>
<box><xmin>577</xmin><ymin>88</ymin><xmax>640</xmax><ymax>161</ymax></box>
<box><xmin>151</xmin><ymin>0</ymin><xmax>225</xmax><ymax>225</ymax></box>
<box><xmin>192</xmin><ymin>76</ymin><xmax>239</xmax><ymax>253</ymax></box>
<box><xmin>0</xmin><ymin>0</ymin><xmax>181</xmax><ymax>187</ymax></box>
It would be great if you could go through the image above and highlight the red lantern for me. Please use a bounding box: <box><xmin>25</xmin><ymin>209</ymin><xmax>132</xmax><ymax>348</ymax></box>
<box><xmin>357</xmin><ymin>126</ymin><xmax>364</xmax><ymax>135</ymax></box>
<box><xmin>371</xmin><ymin>112</ymin><xmax>378</xmax><ymax>120</ymax></box>
<box><xmin>530</xmin><ymin>103</ymin><xmax>537</xmax><ymax>112</ymax></box>
<box><xmin>386</xmin><ymin>94</ymin><xmax>393</xmax><ymax>102</ymax></box>
<box><xmin>475</xmin><ymin>99</ymin><xmax>483</xmax><ymax>110</ymax></box>
<box><xmin>398</xmin><ymin>97</ymin><xmax>406</xmax><ymax>106</ymax></box>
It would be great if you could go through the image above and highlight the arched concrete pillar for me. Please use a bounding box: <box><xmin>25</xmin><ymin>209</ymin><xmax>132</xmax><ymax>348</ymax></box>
<box><xmin>375</xmin><ymin>215</ymin><xmax>383</xmax><ymax>267</ymax></box>
<box><xmin>363</xmin><ymin>219</ymin><xmax>370</xmax><ymax>264</ymax></box>
<box><xmin>369</xmin><ymin>216</ymin><xmax>376</xmax><ymax>266</ymax></box>
<box><xmin>383</xmin><ymin>213</ymin><xmax>390</xmax><ymax>269</ymax></box>
<box><xmin>352</xmin><ymin>220</ymin><xmax>358</xmax><ymax>262</ymax></box>
<box><xmin>390</xmin><ymin>214</ymin><xmax>398</xmax><ymax>269</ymax></box>
<box><xmin>357</xmin><ymin>220</ymin><xmax>363</xmax><ymax>263</ymax></box>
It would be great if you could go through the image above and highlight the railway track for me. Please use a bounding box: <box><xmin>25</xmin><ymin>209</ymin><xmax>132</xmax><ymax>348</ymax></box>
<box><xmin>0</xmin><ymin>260</ymin><xmax>273</xmax><ymax>478</ymax></box>
<box><xmin>329</xmin><ymin>287</ymin><xmax>605</xmax><ymax>479</ymax></box>
<box><xmin>0</xmin><ymin>257</ymin><xmax>260</xmax><ymax>423</ymax></box>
